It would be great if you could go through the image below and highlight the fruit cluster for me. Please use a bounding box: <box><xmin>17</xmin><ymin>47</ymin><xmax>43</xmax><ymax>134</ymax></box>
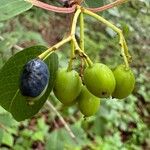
<box><xmin>20</xmin><ymin>58</ymin><xmax>135</xmax><ymax>117</ymax></box>
<box><xmin>53</xmin><ymin>63</ymin><xmax>135</xmax><ymax>117</ymax></box>
<box><xmin>19</xmin><ymin>5</ymin><xmax>135</xmax><ymax>118</ymax></box>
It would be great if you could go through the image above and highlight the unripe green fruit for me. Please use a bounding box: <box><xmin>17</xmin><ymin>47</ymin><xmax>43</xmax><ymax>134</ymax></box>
<box><xmin>112</xmin><ymin>65</ymin><xmax>135</xmax><ymax>99</ymax></box>
<box><xmin>83</xmin><ymin>63</ymin><xmax>116</xmax><ymax>98</ymax></box>
<box><xmin>53</xmin><ymin>68</ymin><xmax>82</xmax><ymax>105</ymax></box>
<box><xmin>77</xmin><ymin>86</ymin><xmax>100</xmax><ymax>117</ymax></box>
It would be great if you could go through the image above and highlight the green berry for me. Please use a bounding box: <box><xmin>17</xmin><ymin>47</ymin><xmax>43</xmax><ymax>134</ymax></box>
<box><xmin>53</xmin><ymin>68</ymin><xmax>82</xmax><ymax>105</ymax></box>
<box><xmin>112</xmin><ymin>65</ymin><xmax>135</xmax><ymax>99</ymax></box>
<box><xmin>77</xmin><ymin>86</ymin><xmax>100</xmax><ymax>117</ymax></box>
<box><xmin>83</xmin><ymin>63</ymin><xmax>116</xmax><ymax>98</ymax></box>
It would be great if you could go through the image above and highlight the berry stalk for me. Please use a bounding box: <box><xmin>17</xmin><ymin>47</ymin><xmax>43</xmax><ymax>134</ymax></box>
<box><xmin>67</xmin><ymin>40</ymin><xmax>75</xmax><ymax>71</ymax></box>
<box><xmin>79</xmin><ymin>12</ymin><xmax>85</xmax><ymax>76</ymax></box>
<box><xmin>79</xmin><ymin>13</ymin><xmax>85</xmax><ymax>51</ymax></box>
<box><xmin>82</xmin><ymin>8</ymin><xmax>130</xmax><ymax>68</ymax></box>
<box><xmin>70</xmin><ymin>8</ymin><xmax>81</xmax><ymax>35</ymax></box>
<box><xmin>38</xmin><ymin>36</ymin><xmax>72</xmax><ymax>60</ymax></box>
<box><xmin>67</xmin><ymin>8</ymin><xmax>81</xmax><ymax>71</ymax></box>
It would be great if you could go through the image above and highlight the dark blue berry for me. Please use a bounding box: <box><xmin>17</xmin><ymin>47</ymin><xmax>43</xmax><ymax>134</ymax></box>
<box><xmin>20</xmin><ymin>58</ymin><xmax>49</xmax><ymax>97</ymax></box>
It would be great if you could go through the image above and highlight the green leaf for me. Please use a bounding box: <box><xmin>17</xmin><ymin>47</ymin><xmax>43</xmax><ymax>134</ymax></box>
<box><xmin>0</xmin><ymin>129</ymin><xmax>4</xmax><ymax>144</ymax></box>
<box><xmin>0</xmin><ymin>113</ymin><xmax>19</xmax><ymax>127</ymax></box>
<box><xmin>2</xmin><ymin>131</ymin><xmax>14</xmax><ymax>147</ymax></box>
<box><xmin>46</xmin><ymin>121</ymin><xmax>89</xmax><ymax>150</ymax></box>
<box><xmin>0</xmin><ymin>46</ymin><xmax>58</xmax><ymax>121</ymax></box>
<box><xmin>0</xmin><ymin>58</ymin><xmax>3</xmax><ymax>69</ymax></box>
<box><xmin>37</xmin><ymin>117</ymin><xmax>49</xmax><ymax>133</ymax></box>
<box><xmin>0</xmin><ymin>0</ymin><xmax>32</xmax><ymax>21</ymax></box>
<box><xmin>46</xmin><ymin>129</ymin><xmax>74</xmax><ymax>150</ymax></box>
<box><xmin>32</xmin><ymin>131</ymin><xmax>44</xmax><ymax>142</ymax></box>
<box><xmin>13</xmin><ymin>144</ymin><xmax>25</xmax><ymax>150</ymax></box>
<box><xmin>21</xmin><ymin>129</ymin><xmax>33</xmax><ymax>138</ymax></box>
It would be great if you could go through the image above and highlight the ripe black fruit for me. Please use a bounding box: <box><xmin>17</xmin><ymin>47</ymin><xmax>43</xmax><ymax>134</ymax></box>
<box><xmin>20</xmin><ymin>59</ymin><xmax>49</xmax><ymax>97</ymax></box>
<box><xmin>77</xmin><ymin>86</ymin><xmax>100</xmax><ymax>117</ymax></box>
<box><xmin>83</xmin><ymin>63</ymin><xmax>116</xmax><ymax>98</ymax></box>
<box><xmin>53</xmin><ymin>68</ymin><xmax>82</xmax><ymax>105</ymax></box>
<box><xmin>112</xmin><ymin>65</ymin><xmax>135</xmax><ymax>99</ymax></box>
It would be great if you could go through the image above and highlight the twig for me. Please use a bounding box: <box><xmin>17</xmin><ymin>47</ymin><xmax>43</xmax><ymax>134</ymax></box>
<box><xmin>25</xmin><ymin>0</ymin><xmax>76</xmax><ymax>13</ymax></box>
<box><xmin>87</xmin><ymin>0</ymin><xmax>129</xmax><ymax>12</ymax></box>
<box><xmin>26</xmin><ymin>0</ymin><xmax>128</xmax><ymax>13</ymax></box>
<box><xmin>46</xmin><ymin>100</ymin><xmax>78</xmax><ymax>143</ymax></box>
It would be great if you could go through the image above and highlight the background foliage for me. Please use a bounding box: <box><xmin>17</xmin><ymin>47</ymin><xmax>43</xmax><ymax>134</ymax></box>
<box><xmin>0</xmin><ymin>0</ymin><xmax>150</xmax><ymax>149</ymax></box>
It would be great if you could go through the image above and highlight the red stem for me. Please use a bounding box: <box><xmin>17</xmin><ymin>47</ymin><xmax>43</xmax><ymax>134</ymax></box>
<box><xmin>27</xmin><ymin>0</ymin><xmax>75</xmax><ymax>13</ymax></box>
<box><xmin>87</xmin><ymin>0</ymin><xmax>128</xmax><ymax>12</ymax></box>
<box><xmin>27</xmin><ymin>0</ymin><xmax>128</xmax><ymax>13</ymax></box>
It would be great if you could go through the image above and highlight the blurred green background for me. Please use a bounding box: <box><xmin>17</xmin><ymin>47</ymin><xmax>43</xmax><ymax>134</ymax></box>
<box><xmin>0</xmin><ymin>0</ymin><xmax>150</xmax><ymax>149</ymax></box>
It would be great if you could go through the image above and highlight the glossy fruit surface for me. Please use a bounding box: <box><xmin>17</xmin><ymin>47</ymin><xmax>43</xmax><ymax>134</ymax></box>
<box><xmin>77</xmin><ymin>86</ymin><xmax>100</xmax><ymax>117</ymax></box>
<box><xmin>53</xmin><ymin>68</ymin><xmax>82</xmax><ymax>105</ymax></box>
<box><xmin>83</xmin><ymin>63</ymin><xmax>116</xmax><ymax>98</ymax></box>
<box><xmin>20</xmin><ymin>58</ymin><xmax>49</xmax><ymax>97</ymax></box>
<box><xmin>112</xmin><ymin>65</ymin><xmax>135</xmax><ymax>99</ymax></box>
